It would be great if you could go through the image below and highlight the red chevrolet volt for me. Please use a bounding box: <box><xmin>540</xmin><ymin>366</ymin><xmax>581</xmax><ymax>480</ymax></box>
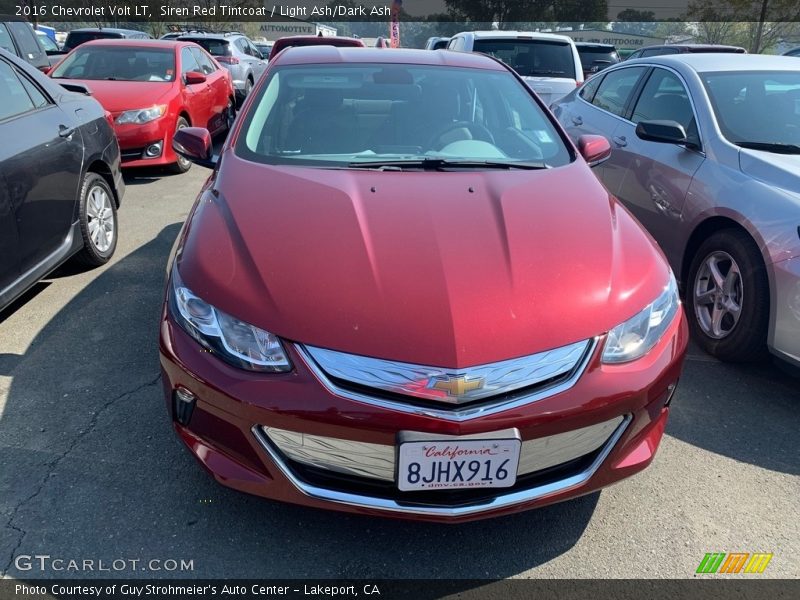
<box><xmin>161</xmin><ymin>47</ymin><xmax>688</xmax><ymax>522</ymax></box>
<box><xmin>50</xmin><ymin>40</ymin><xmax>234</xmax><ymax>173</ymax></box>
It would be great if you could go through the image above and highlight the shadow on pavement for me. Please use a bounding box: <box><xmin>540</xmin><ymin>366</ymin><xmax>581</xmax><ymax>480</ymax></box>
<box><xmin>666</xmin><ymin>350</ymin><xmax>799</xmax><ymax>475</ymax></box>
<box><xmin>0</xmin><ymin>222</ymin><xmax>597</xmax><ymax>581</ymax></box>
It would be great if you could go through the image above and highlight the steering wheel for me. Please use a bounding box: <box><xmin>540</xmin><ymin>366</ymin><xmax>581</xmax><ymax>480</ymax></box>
<box><xmin>427</xmin><ymin>121</ymin><xmax>496</xmax><ymax>150</ymax></box>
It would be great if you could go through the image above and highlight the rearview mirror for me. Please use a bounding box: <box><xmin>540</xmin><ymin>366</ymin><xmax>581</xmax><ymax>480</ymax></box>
<box><xmin>173</xmin><ymin>127</ymin><xmax>216</xmax><ymax>169</ymax></box>
<box><xmin>184</xmin><ymin>71</ymin><xmax>207</xmax><ymax>85</ymax></box>
<box><xmin>577</xmin><ymin>134</ymin><xmax>612</xmax><ymax>167</ymax></box>
<box><xmin>635</xmin><ymin>120</ymin><xmax>687</xmax><ymax>145</ymax></box>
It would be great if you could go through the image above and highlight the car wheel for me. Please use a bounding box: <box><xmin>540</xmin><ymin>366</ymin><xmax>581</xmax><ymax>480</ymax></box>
<box><xmin>225</xmin><ymin>98</ymin><xmax>236</xmax><ymax>131</ymax></box>
<box><xmin>244</xmin><ymin>77</ymin><xmax>253</xmax><ymax>98</ymax></box>
<box><xmin>73</xmin><ymin>173</ymin><xmax>117</xmax><ymax>267</ymax></box>
<box><xmin>686</xmin><ymin>229</ymin><xmax>769</xmax><ymax>362</ymax></box>
<box><xmin>169</xmin><ymin>117</ymin><xmax>192</xmax><ymax>174</ymax></box>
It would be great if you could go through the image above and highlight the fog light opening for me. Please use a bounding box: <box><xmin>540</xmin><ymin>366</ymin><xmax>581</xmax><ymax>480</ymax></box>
<box><xmin>664</xmin><ymin>381</ymin><xmax>678</xmax><ymax>407</ymax></box>
<box><xmin>173</xmin><ymin>387</ymin><xmax>196</xmax><ymax>425</ymax></box>
<box><xmin>144</xmin><ymin>141</ymin><xmax>163</xmax><ymax>158</ymax></box>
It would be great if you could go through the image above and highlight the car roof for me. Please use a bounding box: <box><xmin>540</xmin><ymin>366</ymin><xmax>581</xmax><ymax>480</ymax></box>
<box><xmin>76</xmin><ymin>39</ymin><xmax>186</xmax><ymax>50</ymax></box>
<box><xmin>457</xmin><ymin>30</ymin><xmax>574</xmax><ymax>43</ymax></box>
<box><xmin>631</xmin><ymin>53</ymin><xmax>799</xmax><ymax>73</ymax></box>
<box><xmin>270</xmin><ymin>46</ymin><xmax>508</xmax><ymax>70</ymax></box>
<box><xmin>575</xmin><ymin>43</ymin><xmax>616</xmax><ymax>49</ymax></box>
<box><xmin>67</xmin><ymin>27</ymin><xmax>145</xmax><ymax>35</ymax></box>
<box><xmin>177</xmin><ymin>33</ymin><xmax>239</xmax><ymax>40</ymax></box>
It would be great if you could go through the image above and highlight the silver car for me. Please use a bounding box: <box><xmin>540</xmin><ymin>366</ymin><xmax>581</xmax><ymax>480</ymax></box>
<box><xmin>552</xmin><ymin>54</ymin><xmax>800</xmax><ymax>366</ymax></box>
<box><xmin>177</xmin><ymin>33</ymin><xmax>267</xmax><ymax>104</ymax></box>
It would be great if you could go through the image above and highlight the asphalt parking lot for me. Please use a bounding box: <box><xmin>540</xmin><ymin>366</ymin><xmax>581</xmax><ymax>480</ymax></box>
<box><xmin>0</xmin><ymin>166</ymin><xmax>798</xmax><ymax>581</ymax></box>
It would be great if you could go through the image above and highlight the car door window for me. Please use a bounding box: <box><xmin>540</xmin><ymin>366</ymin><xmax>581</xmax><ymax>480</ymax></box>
<box><xmin>0</xmin><ymin>23</ymin><xmax>18</xmax><ymax>55</ymax></box>
<box><xmin>190</xmin><ymin>47</ymin><xmax>216</xmax><ymax>75</ymax></box>
<box><xmin>7</xmin><ymin>22</ymin><xmax>43</xmax><ymax>59</ymax></box>
<box><xmin>181</xmin><ymin>47</ymin><xmax>201</xmax><ymax>76</ymax></box>
<box><xmin>16</xmin><ymin>70</ymin><xmax>49</xmax><ymax>108</ymax></box>
<box><xmin>591</xmin><ymin>66</ymin><xmax>646</xmax><ymax>117</ymax></box>
<box><xmin>235</xmin><ymin>38</ymin><xmax>249</xmax><ymax>55</ymax></box>
<box><xmin>579</xmin><ymin>74</ymin><xmax>603</xmax><ymax>102</ymax></box>
<box><xmin>0</xmin><ymin>60</ymin><xmax>37</xmax><ymax>120</ymax></box>
<box><xmin>632</xmin><ymin>68</ymin><xmax>699</xmax><ymax>145</ymax></box>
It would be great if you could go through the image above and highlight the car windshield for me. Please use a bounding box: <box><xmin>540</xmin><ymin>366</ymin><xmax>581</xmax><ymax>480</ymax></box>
<box><xmin>37</xmin><ymin>34</ymin><xmax>59</xmax><ymax>52</ymax></box>
<box><xmin>472</xmin><ymin>39</ymin><xmax>576</xmax><ymax>79</ymax></box>
<box><xmin>235</xmin><ymin>63</ymin><xmax>572</xmax><ymax>168</ymax></box>
<box><xmin>65</xmin><ymin>31</ymin><xmax>122</xmax><ymax>49</ymax></box>
<box><xmin>180</xmin><ymin>38</ymin><xmax>230</xmax><ymax>56</ymax></box>
<box><xmin>51</xmin><ymin>46</ymin><xmax>176</xmax><ymax>82</ymax></box>
<box><xmin>702</xmin><ymin>71</ymin><xmax>800</xmax><ymax>150</ymax></box>
<box><xmin>577</xmin><ymin>47</ymin><xmax>619</xmax><ymax>71</ymax></box>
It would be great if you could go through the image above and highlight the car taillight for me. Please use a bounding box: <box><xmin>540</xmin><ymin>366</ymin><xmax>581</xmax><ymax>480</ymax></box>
<box><xmin>38</xmin><ymin>65</ymin><xmax>50</xmax><ymax>74</ymax></box>
<box><xmin>216</xmin><ymin>56</ymin><xmax>239</xmax><ymax>65</ymax></box>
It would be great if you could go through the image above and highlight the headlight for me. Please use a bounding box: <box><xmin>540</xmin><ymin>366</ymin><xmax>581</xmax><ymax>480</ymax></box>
<box><xmin>116</xmin><ymin>105</ymin><xmax>167</xmax><ymax>125</ymax></box>
<box><xmin>602</xmin><ymin>272</ymin><xmax>680</xmax><ymax>364</ymax></box>
<box><xmin>169</xmin><ymin>267</ymin><xmax>291</xmax><ymax>372</ymax></box>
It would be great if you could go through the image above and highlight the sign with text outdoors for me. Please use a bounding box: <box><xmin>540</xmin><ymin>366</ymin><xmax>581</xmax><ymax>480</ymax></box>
<box><xmin>561</xmin><ymin>30</ymin><xmax>666</xmax><ymax>50</ymax></box>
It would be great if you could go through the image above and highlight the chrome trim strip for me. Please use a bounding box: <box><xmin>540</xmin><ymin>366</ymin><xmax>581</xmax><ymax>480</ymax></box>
<box><xmin>251</xmin><ymin>415</ymin><xmax>631</xmax><ymax>517</ymax></box>
<box><xmin>294</xmin><ymin>339</ymin><xmax>598</xmax><ymax>422</ymax></box>
<box><xmin>262</xmin><ymin>416</ymin><xmax>624</xmax><ymax>482</ymax></box>
<box><xmin>301</xmin><ymin>340</ymin><xmax>590</xmax><ymax>405</ymax></box>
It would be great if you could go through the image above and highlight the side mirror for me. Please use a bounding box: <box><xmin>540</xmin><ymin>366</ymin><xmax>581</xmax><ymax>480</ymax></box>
<box><xmin>173</xmin><ymin>127</ymin><xmax>216</xmax><ymax>169</ymax></box>
<box><xmin>635</xmin><ymin>120</ymin><xmax>688</xmax><ymax>145</ymax></box>
<box><xmin>577</xmin><ymin>134</ymin><xmax>612</xmax><ymax>167</ymax></box>
<box><xmin>184</xmin><ymin>71</ymin><xmax>207</xmax><ymax>85</ymax></box>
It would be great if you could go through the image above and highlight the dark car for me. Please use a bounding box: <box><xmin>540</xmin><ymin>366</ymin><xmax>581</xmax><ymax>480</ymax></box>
<box><xmin>626</xmin><ymin>44</ymin><xmax>746</xmax><ymax>60</ymax></box>
<box><xmin>268</xmin><ymin>35</ymin><xmax>365</xmax><ymax>60</ymax></box>
<box><xmin>0</xmin><ymin>48</ymin><xmax>124</xmax><ymax>312</ymax></box>
<box><xmin>0</xmin><ymin>15</ymin><xmax>49</xmax><ymax>72</ymax></box>
<box><xmin>783</xmin><ymin>47</ymin><xmax>800</xmax><ymax>57</ymax></box>
<box><xmin>575</xmin><ymin>43</ymin><xmax>620</xmax><ymax>78</ymax></box>
<box><xmin>63</xmin><ymin>28</ymin><xmax>151</xmax><ymax>52</ymax></box>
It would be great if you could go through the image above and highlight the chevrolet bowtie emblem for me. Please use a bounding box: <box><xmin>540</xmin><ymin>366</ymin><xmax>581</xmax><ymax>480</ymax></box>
<box><xmin>430</xmin><ymin>375</ymin><xmax>485</xmax><ymax>397</ymax></box>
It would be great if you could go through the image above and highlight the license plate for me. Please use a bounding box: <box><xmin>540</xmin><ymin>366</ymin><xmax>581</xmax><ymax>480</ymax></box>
<box><xmin>397</xmin><ymin>435</ymin><xmax>521</xmax><ymax>492</ymax></box>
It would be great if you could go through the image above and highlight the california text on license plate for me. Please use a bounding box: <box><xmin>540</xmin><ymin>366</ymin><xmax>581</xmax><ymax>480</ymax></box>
<box><xmin>397</xmin><ymin>437</ymin><xmax>521</xmax><ymax>492</ymax></box>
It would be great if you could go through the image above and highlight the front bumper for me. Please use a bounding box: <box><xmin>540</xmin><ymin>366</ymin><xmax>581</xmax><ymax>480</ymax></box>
<box><xmin>770</xmin><ymin>255</ymin><xmax>800</xmax><ymax>366</ymax></box>
<box><xmin>114</xmin><ymin>118</ymin><xmax>177</xmax><ymax>168</ymax></box>
<box><xmin>159</xmin><ymin>306</ymin><xmax>688</xmax><ymax>523</ymax></box>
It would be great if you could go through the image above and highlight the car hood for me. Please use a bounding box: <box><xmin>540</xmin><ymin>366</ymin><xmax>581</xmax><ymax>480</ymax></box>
<box><xmin>739</xmin><ymin>149</ymin><xmax>800</xmax><ymax>194</ymax></box>
<box><xmin>53</xmin><ymin>79</ymin><xmax>173</xmax><ymax>114</ymax></box>
<box><xmin>177</xmin><ymin>155</ymin><xmax>670</xmax><ymax>368</ymax></box>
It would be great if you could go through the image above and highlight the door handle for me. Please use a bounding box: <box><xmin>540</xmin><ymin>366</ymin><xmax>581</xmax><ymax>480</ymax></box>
<box><xmin>58</xmin><ymin>125</ymin><xmax>75</xmax><ymax>138</ymax></box>
<box><xmin>571</xmin><ymin>115</ymin><xmax>583</xmax><ymax>126</ymax></box>
<box><xmin>612</xmin><ymin>135</ymin><xmax>627</xmax><ymax>147</ymax></box>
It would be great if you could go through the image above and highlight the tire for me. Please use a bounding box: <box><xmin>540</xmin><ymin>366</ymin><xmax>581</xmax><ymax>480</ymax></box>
<box><xmin>169</xmin><ymin>117</ymin><xmax>192</xmax><ymax>174</ymax></box>
<box><xmin>244</xmin><ymin>77</ymin><xmax>253</xmax><ymax>98</ymax></box>
<box><xmin>225</xmin><ymin>98</ymin><xmax>236</xmax><ymax>132</ymax></box>
<box><xmin>72</xmin><ymin>173</ymin><xmax>117</xmax><ymax>267</ymax></box>
<box><xmin>685</xmin><ymin>228</ymin><xmax>769</xmax><ymax>362</ymax></box>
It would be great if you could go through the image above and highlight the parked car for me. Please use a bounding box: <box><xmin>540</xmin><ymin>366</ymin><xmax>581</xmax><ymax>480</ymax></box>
<box><xmin>50</xmin><ymin>40</ymin><xmax>235</xmax><ymax>173</ymax></box>
<box><xmin>552</xmin><ymin>54</ymin><xmax>800</xmax><ymax>365</ymax></box>
<box><xmin>254</xmin><ymin>41</ymin><xmax>273</xmax><ymax>58</ymax></box>
<box><xmin>575</xmin><ymin>42</ymin><xmax>620</xmax><ymax>79</ymax></box>
<box><xmin>63</xmin><ymin>28</ymin><xmax>151</xmax><ymax>52</ymax></box>
<box><xmin>625</xmin><ymin>44</ymin><xmax>746</xmax><ymax>60</ymax></box>
<box><xmin>0</xmin><ymin>15</ymin><xmax>49</xmax><ymax>72</ymax></box>
<box><xmin>177</xmin><ymin>32</ymin><xmax>267</xmax><ymax>103</ymax></box>
<box><xmin>424</xmin><ymin>36</ymin><xmax>450</xmax><ymax>50</ymax></box>
<box><xmin>447</xmin><ymin>31</ymin><xmax>583</xmax><ymax>105</ymax></box>
<box><xmin>268</xmin><ymin>35</ymin><xmax>365</xmax><ymax>60</ymax></box>
<box><xmin>35</xmin><ymin>30</ymin><xmax>66</xmax><ymax>68</ymax></box>
<box><xmin>0</xmin><ymin>48</ymin><xmax>124</xmax><ymax>311</ymax></box>
<box><xmin>162</xmin><ymin>46</ymin><xmax>688</xmax><ymax>522</ymax></box>
<box><xmin>783</xmin><ymin>47</ymin><xmax>800</xmax><ymax>57</ymax></box>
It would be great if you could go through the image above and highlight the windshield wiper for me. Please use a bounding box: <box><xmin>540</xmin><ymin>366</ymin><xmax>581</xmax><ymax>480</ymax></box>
<box><xmin>734</xmin><ymin>141</ymin><xmax>800</xmax><ymax>154</ymax></box>
<box><xmin>346</xmin><ymin>158</ymin><xmax>549</xmax><ymax>171</ymax></box>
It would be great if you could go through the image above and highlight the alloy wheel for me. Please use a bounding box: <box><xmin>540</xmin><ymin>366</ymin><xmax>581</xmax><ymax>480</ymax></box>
<box><xmin>86</xmin><ymin>185</ymin><xmax>114</xmax><ymax>253</ymax></box>
<box><xmin>693</xmin><ymin>250</ymin><xmax>743</xmax><ymax>339</ymax></box>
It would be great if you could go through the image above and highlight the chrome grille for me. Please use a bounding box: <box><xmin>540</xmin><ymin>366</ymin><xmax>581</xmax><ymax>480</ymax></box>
<box><xmin>262</xmin><ymin>416</ymin><xmax>625</xmax><ymax>483</ymax></box>
<box><xmin>301</xmin><ymin>340</ymin><xmax>591</xmax><ymax>406</ymax></box>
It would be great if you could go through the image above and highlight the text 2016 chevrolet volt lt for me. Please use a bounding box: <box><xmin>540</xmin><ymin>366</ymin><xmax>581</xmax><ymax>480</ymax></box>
<box><xmin>160</xmin><ymin>47</ymin><xmax>688</xmax><ymax>522</ymax></box>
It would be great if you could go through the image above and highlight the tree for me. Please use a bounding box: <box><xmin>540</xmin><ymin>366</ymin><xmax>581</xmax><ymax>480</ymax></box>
<box><xmin>611</xmin><ymin>10</ymin><xmax>658</xmax><ymax>36</ymax></box>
